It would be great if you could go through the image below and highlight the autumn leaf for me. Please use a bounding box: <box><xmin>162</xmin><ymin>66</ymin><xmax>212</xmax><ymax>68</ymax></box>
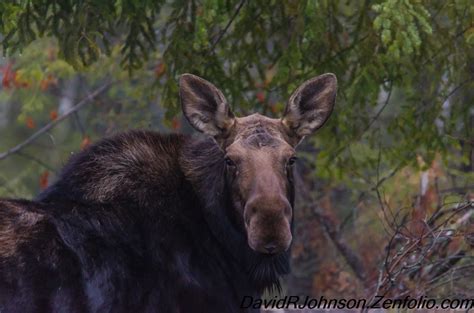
<box><xmin>12</xmin><ymin>71</ymin><xmax>21</xmax><ymax>88</ymax></box>
<box><xmin>50</xmin><ymin>110</ymin><xmax>58</xmax><ymax>121</ymax></box>
<box><xmin>26</xmin><ymin>117</ymin><xmax>36</xmax><ymax>129</ymax></box>
<box><xmin>39</xmin><ymin>171</ymin><xmax>49</xmax><ymax>190</ymax></box>
<box><xmin>1</xmin><ymin>63</ymin><xmax>13</xmax><ymax>89</ymax></box>
<box><xmin>171</xmin><ymin>117</ymin><xmax>181</xmax><ymax>130</ymax></box>
<box><xmin>155</xmin><ymin>63</ymin><xmax>166</xmax><ymax>78</ymax></box>
<box><xmin>81</xmin><ymin>135</ymin><xmax>92</xmax><ymax>149</ymax></box>
<box><xmin>40</xmin><ymin>74</ymin><xmax>58</xmax><ymax>91</ymax></box>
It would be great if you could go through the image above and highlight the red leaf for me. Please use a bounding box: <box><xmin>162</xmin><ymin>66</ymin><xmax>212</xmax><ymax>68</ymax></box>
<box><xmin>50</xmin><ymin>110</ymin><xmax>58</xmax><ymax>121</ymax></box>
<box><xmin>171</xmin><ymin>117</ymin><xmax>181</xmax><ymax>130</ymax></box>
<box><xmin>2</xmin><ymin>63</ymin><xmax>13</xmax><ymax>89</ymax></box>
<box><xmin>256</xmin><ymin>91</ymin><xmax>265</xmax><ymax>103</ymax></box>
<box><xmin>26</xmin><ymin>117</ymin><xmax>36</xmax><ymax>129</ymax></box>
<box><xmin>81</xmin><ymin>135</ymin><xmax>91</xmax><ymax>149</ymax></box>
<box><xmin>155</xmin><ymin>63</ymin><xmax>166</xmax><ymax>78</ymax></box>
<box><xmin>39</xmin><ymin>171</ymin><xmax>49</xmax><ymax>190</ymax></box>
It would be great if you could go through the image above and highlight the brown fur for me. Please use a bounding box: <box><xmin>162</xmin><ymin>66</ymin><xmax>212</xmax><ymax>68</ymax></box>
<box><xmin>0</xmin><ymin>73</ymin><xmax>337</xmax><ymax>313</ymax></box>
<box><xmin>0</xmin><ymin>200</ymin><xmax>44</xmax><ymax>258</ymax></box>
<box><xmin>179</xmin><ymin>73</ymin><xmax>337</xmax><ymax>255</ymax></box>
<box><xmin>221</xmin><ymin>114</ymin><xmax>295</xmax><ymax>253</ymax></box>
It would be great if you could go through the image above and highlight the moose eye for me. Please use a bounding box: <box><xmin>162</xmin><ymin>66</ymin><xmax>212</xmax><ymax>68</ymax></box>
<box><xmin>287</xmin><ymin>156</ymin><xmax>298</xmax><ymax>166</ymax></box>
<box><xmin>224</xmin><ymin>157</ymin><xmax>236</xmax><ymax>167</ymax></box>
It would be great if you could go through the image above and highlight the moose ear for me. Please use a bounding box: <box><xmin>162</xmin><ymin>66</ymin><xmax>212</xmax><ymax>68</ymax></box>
<box><xmin>179</xmin><ymin>74</ymin><xmax>235</xmax><ymax>137</ymax></box>
<box><xmin>281</xmin><ymin>73</ymin><xmax>337</xmax><ymax>144</ymax></box>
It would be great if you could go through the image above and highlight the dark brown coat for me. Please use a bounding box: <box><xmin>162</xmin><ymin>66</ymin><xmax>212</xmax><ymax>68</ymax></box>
<box><xmin>0</xmin><ymin>73</ymin><xmax>337</xmax><ymax>313</ymax></box>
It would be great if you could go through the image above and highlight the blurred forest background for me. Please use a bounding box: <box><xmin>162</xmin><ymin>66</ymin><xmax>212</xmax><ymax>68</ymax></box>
<box><xmin>0</xmin><ymin>0</ymin><xmax>473</xmax><ymax>303</ymax></box>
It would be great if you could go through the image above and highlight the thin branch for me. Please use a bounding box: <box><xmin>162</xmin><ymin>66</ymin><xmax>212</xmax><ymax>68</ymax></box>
<box><xmin>313</xmin><ymin>206</ymin><xmax>368</xmax><ymax>281</ymax></box>
<box><xmin>303</xmin><ymin>34</ymin><xmax>370</xmax><ymax>78</ymax></box>
<box><xmin>16</xmin><ymin>151</ymin><xmax>57</xmax><ymax>173</ymax></box>
<box><xmin>371</xmin><ymin>161</ymin><xmax>404</xmax><ymax>191</ymax></box>
<box><xmin>210</xmin><ymin>0</ymin><xmax>246</xmax><ymax>52</ymax></box>
<box><xmin>428</xmin><ymin>250</ymin><xmax>466</xmax><ymax>279</ymax></box>
<box><xmin>294</xmin><ymin>167</ymin><xmax>368</xmax><ymax>284</ymax></box>
<box><xmin>362</xmin><ymin>81</ymin><xmax>393</xmax><ymax>136</ymax></box>
<box><xmin>0</xmin><ymin>81</ymin><xmax>113</xmax><ymax>161</ymax></box>
<box><xmin>331</xmin><ymin>81</ymin><xmax>393</xmax><ymax>157</ymax></box>
<box><xmin>440</xmin><ymin>77</ymin><xmax>473</xmax><ymax>102</ymax></box>
<box><xmin>421</xmin><ymin>27</ymin><xmax>471</xmax><ymax>66</ymax></box>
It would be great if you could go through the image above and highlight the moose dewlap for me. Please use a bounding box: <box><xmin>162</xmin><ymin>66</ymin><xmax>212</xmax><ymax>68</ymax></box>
<box><xmin>0</xmin><ymin>73</ymin><xmax>337</xmax><ymax>313</ymax></box>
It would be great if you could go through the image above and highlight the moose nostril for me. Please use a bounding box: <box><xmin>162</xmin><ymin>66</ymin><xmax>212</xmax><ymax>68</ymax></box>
<box><xmin>264</xmin><ymin>243</ymin><xmax>277</xmax><ymax>254</ymax></box>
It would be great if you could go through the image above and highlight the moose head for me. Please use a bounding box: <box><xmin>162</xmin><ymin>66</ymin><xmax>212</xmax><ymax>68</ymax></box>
<box><xmin>179</xmin><ymin>73</ymin><xmax>337</xmax><ymax>256</ymax></box>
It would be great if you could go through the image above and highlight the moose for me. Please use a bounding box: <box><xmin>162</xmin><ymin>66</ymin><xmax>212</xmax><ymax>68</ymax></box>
<box><xmin>0</xmin><ymin>73</ymin><xmax>337</xmax><ymax>313</ymax></box>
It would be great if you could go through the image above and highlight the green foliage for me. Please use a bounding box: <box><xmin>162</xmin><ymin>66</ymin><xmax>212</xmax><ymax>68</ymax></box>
<box><xmin>0</xmin><ymin>2</ymin><xmax>472</xmax><ymax>298</ymax></box>
<box><xmin>373</xmin><ymin>0</ymin><xmax>432</xmax><ymax>60</ymax></box>
<box><xmin>0</xmin><ymin>0</ymin><xmax>473</xmax><ymax>198</ymax></box>
<box><xmin>0</xmin><ymin>1</ymin><xmax>164</xmax><ymax>71</ymax></box>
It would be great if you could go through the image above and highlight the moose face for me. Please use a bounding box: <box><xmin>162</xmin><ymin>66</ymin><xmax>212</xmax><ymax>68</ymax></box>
<box><xmin>180</xmin><ymin>73</ymin><xmax>337</xmax><ymax>256</ymax></box>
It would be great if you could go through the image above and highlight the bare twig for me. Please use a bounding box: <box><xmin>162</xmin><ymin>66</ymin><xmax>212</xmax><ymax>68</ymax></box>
<box><xmin>294</xmin><ymin>167</ymin><xmax>368</xmax><ymax>284</ymax></box>
<box><xmin>16</xmin><ymin>151</ymin><xmax>57</xmax><ymax>173</ymax></box>
<box><xmin>332</xmin><ymin>82</ymin><xmax>393</xmax><ymax>157</ymax></box>
<box><xmin>441</xmin><ymin>78</ymin><xmax>473</xmax><ymax>102</ymax></box>
<box><xmin>421</xmin><ymin>27</ymin><xmax>471</xmax><ymax>66</ymax></box>
<box><xmin>362</xmin><ymin>81</ymin><xmax>393</xmax><ymax>136</ymax></box>
<box><xmin>0</xmin><ymin>81</ymin><xmax>113</xmax><ymax>161</ymax></box>
<box><xmin>313</xmin><ymin>206</ymin><xmax>368</xmax><ymax>281</ymax></box>
<box><xmin>210</xmin><ymin>0</ymin><xmax>246</xmax><ymax>52</ymax></box>
<box><xmin>367</xmin><ymin>200</ymin><xmax>473</xmax><ymax>300</ymax></box>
